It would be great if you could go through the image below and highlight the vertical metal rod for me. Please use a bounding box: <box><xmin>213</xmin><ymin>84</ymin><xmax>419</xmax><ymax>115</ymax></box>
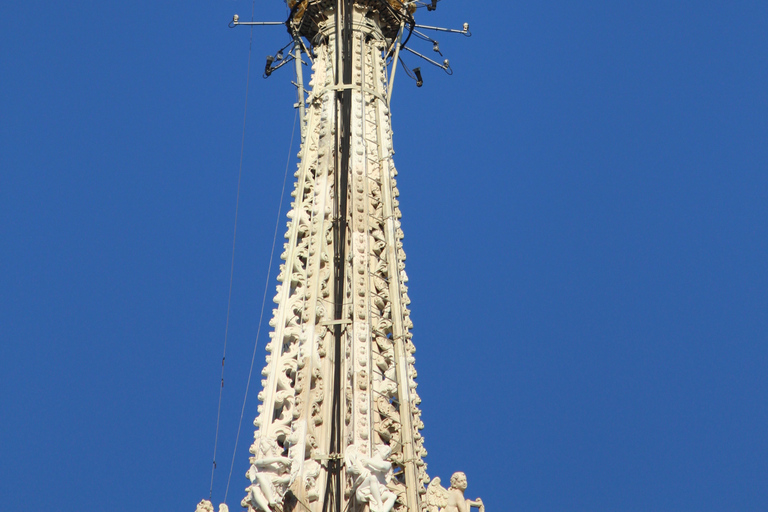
<box><xmin>335</xmin><ymin>0</ymin><xmax>342</xmax><ymax>85</ymax></box>
<box><xmin>293</xmin><ymin>34</ymin><xmax>307</xmax><ymax>143</ymax></box>
<box><xmin>324</xmin><ymin>2</ymin><xmax>352</xmax><ymax>512</ymax></box>
<box><xmin>387</xmin><ymin>18</ymin><xmax>406</xmax><ymax>105</ymax></box>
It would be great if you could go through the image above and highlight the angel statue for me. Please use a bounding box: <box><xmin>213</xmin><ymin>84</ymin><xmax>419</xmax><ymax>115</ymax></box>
<box><xmin>345</xmin><ymin>443</ymin><xmax>398</xmax><ymax>512</ymax></box>
<box><xmin>426</xmin><ymin>472</ymin><xmax>484</xmax><ymax>512</ymax></box>
<box><xmin>242</xmin><ymin>437</ymin><xmax>293</xmax><ymax>512</ymax></box>
<box><xmin>194</xmin><ymin>500</ymin><xmax>229</xmax><ymax>512</ymax></box>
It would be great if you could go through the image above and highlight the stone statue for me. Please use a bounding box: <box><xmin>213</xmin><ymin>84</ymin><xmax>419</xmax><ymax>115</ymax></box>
<box><xmin>345</xmin><ymin>444</ymin><xmax>397</xmax><ymax>512</ymax></box>
<box><xmin>243</xmin><ymin>438</ymin><xmax>293</xmax><ymax>512</ymax></box>
<box><xmin>195</xmin><ymin>500</ymin><xmax>214</xmax><ymax>512</ymax></box>
<box><xmin>194</xmin><ymin>500</ymin><xmax>229</xmax><ymax>512</ymax></box>
<box><xmin>425</xmin><ymin>472</ymin><xmax>484</xmax><ymax>512</ymax></box>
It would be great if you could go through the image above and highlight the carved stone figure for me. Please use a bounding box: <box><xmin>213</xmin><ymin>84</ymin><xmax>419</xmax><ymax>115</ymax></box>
<box><xmin>194</xmin><ymin>501</ymin><xmax>229</xmax><ymax>512</ymax></box>
<box><xmin>243</xmin><ymin>438</ymin><xmax>293</xmax><ymax>512</ymax></box>
<box><xmin>425</xmin><ymin>473</ymin><xmax>484</xmax><ymax>512</ymax></box>
<box><xmin>345</xmin><ymin>444</ymin><xmax>397</xmax><ymax>512</ymax></box>
<box><xmin>195</xmin><ymin>500</ymin><xmax>214</xmax><ymax>512</ymax></box>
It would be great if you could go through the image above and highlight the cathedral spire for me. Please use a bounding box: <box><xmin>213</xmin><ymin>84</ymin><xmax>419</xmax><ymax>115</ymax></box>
<box><xmin>219</xmin><ymin>3</ymin><xmax>482</xmax><ymax>512</ymax></box>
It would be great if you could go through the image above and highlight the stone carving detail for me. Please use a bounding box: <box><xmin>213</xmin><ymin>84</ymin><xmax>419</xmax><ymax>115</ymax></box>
<box><xmin>241</xmin><ymin>5</ymin><xmax>441</xmax><ymax>512</ymax></box>
<box><xmin>425</xmin><ymin>473</ymin><xmax>484</xmax><ymax>512</ymax></box>
<box><xmin>346</xmin><ymin>444</ymin><xmax>398</xmax><ymax>512</ymax></box>
<box><xmin>194</xmin><ymin>500</ymin><xmax>214</xmax><ymax>512</ymax></box>
<box><xmin>194</xmin><ymin>500</ymin><xmax>229</xmax><ymax>512</ymax></box>
<box><xmin>243</xmin><ymin>438</ymin><xmax>293</xmax><ymax>512</ymax></box>
<box><xmin>303</xmin><ymin>458</ymin><xmax>322</xmax><ymax>502</ymax></box>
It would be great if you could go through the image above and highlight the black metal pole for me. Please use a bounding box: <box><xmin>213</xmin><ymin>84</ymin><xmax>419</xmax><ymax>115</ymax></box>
<box><xmin>323</xmin><ymin>1</ymin><xmax>354</xmax><ymax>512</ymax></box>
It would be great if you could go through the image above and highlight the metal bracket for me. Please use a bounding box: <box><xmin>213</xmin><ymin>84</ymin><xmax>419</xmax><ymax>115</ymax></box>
<box><xmin>229</xmin><ymin>15</ymin><xmax>284</xmax><ymax>28</ymax></box>
<box><xmin>414</xmin><ymin>22</ymin><xmax>471</xmax><ymax>37</ymax></box>
<box><xmin>320</xmin><ymin>319</ymin><xmax>353</xmax><ymax>326</ymax></box>
<box><xmin>402</xmin><ymin>46</ymin><xmax>452</xmax><ymax>74</ymax></box>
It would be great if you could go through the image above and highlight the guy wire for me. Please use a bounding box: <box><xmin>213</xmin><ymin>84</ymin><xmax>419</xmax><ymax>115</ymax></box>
<box><xmin>210</xmin><ymin>0</ymin><xmax>256</xmax><ymax>501</ymax></box>
<box><xmin>224</xmin><ymin>106</ymin><xmax>299</xmax><ymax>503</ymax></box>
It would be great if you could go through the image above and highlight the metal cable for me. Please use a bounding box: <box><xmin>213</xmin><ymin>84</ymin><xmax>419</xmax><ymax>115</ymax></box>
<box><xmin>210</xmin><ymin>0</ymin><xmax>256</xmax><ymax>500</ymax></box>
<box><xmin>224</xmin><ymin>105</ymin><xmax>300</xmax><ymax>504</ymax></box>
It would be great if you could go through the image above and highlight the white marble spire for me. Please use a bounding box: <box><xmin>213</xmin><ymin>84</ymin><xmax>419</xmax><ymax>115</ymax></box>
<box><xmin>236</xmin><ymin>3</ymin><xmax>479</xmax><ymax>512</ymax></box>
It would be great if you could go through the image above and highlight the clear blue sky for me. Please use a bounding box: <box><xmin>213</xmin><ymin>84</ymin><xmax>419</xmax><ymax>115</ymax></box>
<box><xmin>2</xmin><ymin>1</ymin><xmax>767</xmax><ymax>511</ymax></box>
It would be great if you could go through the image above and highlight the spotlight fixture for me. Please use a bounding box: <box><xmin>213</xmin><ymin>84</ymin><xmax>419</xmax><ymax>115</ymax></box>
<box><xmin>265</xmin><ymin>55</ymin><xmax>275</xmax><ymax>77</ymax></box>
<box><xmin>414</xmin><ymin>67</ymin><xmax>424</xmax><ymax>87</ymax></box>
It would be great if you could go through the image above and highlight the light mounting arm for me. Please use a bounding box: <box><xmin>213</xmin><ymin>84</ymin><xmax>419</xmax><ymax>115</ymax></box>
<box><xmin>414</xmin><ymin>22</ymin><xmax>471</xmax><ymax>36</ymax></box>
<box><xmin>402</xmin><ymin>46</ymin><xmax>452</xmax><ymax>74</ymax></box>
<box><xmin>229</xmin><ymin>14</ymin><xmax>284</xmax><ymax>28</ymax></box>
